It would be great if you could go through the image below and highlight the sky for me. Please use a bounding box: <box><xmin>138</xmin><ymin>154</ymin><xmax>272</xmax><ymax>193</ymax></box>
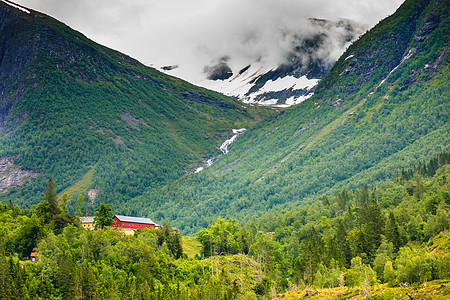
<box><xmin>13</xmin><ymin>0</ymin><xmax>404</xmax><ymax>82</ymax></box>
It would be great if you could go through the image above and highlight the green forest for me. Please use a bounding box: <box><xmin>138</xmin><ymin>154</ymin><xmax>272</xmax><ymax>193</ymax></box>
<box><xmin>0</xmin><ymin>0</ymin><xmax>449</xmax><ymax>298</ymax></box>
<box><xmin>0</xmin><ymin>0</ymin><xmax>271</xmax><ymax>212</ymax></box>
<box><xmin>1</xmin><ymin>154</ymin><xmax>448</xmax><ymax>299</ymax></box>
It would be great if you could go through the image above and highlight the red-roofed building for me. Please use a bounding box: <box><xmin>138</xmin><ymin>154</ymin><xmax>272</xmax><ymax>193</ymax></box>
<box><xmin>111</xmin><ymin>215</ymin><xmax>160</xmax><ymax>230</ymax></box>
<box><xmin>30</xmin><ymin>252</ymin><xmax>37</xmax><ymax>262</ymax></box>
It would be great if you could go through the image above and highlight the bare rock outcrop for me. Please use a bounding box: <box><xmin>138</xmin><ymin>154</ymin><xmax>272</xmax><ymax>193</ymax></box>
<box><xmin>0</xmin><ymin>156</ymin><xmax>39</xmax><ymax>192</ymax></box>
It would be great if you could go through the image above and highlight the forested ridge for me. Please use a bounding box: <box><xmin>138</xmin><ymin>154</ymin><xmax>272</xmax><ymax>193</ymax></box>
<box><xmin>0</xmin><ymin>154</ymin><xmax>448</xmax><ymax>299</ymax></box>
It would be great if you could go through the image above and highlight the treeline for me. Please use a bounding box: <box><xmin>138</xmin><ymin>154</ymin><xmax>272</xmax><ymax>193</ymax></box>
<box><xmin>0</xmin><ymin>179</ymin><xmax>187</xmax><ymax>300</ymax></box>
<box><xmin>196</xmin><ymin>157</ymin><xmax>450</xmax><ymax>295</ymax></box>
<box><xmin>0</xmin><ymin>155</ymin><xmax>448</xmax><ymax>299</ymax></box>
<box><xmin>396</xmin><ymin>151</ymin><xmax>450</xmax><ymax>181</ymax></box>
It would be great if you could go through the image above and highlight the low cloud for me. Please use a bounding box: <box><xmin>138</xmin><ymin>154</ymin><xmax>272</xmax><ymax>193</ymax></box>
<box><xmin>15</xmin><ymin>0</ymin><xmax>404</xmax><ymax>81</ymax></box>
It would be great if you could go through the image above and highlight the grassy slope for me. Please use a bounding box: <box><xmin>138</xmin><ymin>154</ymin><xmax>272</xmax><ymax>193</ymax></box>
<box><xmin>277</xmin><ymin>280</ymin><xmax>449</xmax><ymax>299</ymax></box>
<box><xmin>57</xmin><ymin>164</ymin><xmax>96</xmax><ymax>199</ymax></box>
<box><xmin>275</xmin><ymin>231</ymin><xmax>450</xmax><ymax>299</ymax></box>
<box><xmin>182</xmin><ymin>236</ymin><xmax>202</xmax><ymax>259</ymax></box>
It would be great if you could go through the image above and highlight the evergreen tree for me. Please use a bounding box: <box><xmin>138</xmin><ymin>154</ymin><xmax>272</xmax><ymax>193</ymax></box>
<box><xmin>44</xmin><ymin>179</ymin><xmax>59</xmax><ymax>216</ymax></box>
<box><xmin>36</xmin><ymin>179</ymin><xmax>61</xmax><ymax>223</ymax></box>
<box><xmin>94</xmin><ymin>202</ymin><xmax>114</xmax><ymax>229</ymax></box>
<box><xmin>298</xmin><ymin>226</ymin><xmax>324</xmax><ymax>284</ymax></box>
<box><xmin>358</xmin><ymin>201</ymin><xmax>385</xmax><ymax>260</ymax></box>
<box><xmin>75</xmin><ymin>194</ymin><xmax>85</xmax><ymax>217</ymax></box>
<box><xmin>385</xmin><ymin>212</ymin><xmax>404</xmax><ymax>251</ymax></box>
<box><xmin>335</xmin><ymin>219</ymin><xmax>351</xmax><ymax>267</ymax></box>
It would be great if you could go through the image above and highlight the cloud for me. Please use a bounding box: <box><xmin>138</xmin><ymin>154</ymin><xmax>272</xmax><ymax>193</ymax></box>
<box><xmin>14</xmin><ymin>0</ymin><xmax>404</xmax><ymax>81</ymax></box>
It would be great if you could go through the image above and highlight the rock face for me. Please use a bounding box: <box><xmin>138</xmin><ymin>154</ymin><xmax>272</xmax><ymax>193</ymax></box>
<box><xmin>0</xmin><ymin>3</ymin><xmax>36</xmax><ymax>130</ymax></box>
<box><xmin>87</xmin><ymin>186</ymin><xmax>100</xmax><ymax>204</ymax></box>
<box><xmin>0</xmin><ymin>156</ymin><xmax>39</xmax><ymax>192</ymax></box>
<box><xmin>204</xmin><ymin>58</ymin><xmax>233</xmax><ymax>81</ymax></box>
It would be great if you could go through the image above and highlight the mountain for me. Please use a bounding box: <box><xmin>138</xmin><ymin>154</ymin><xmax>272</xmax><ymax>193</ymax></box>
<box><xmin>160</xmin><ymin>18</ymin><xmax>366</xmax><ymax>108</ymax></box>
<box><xmin>0</xmin><ymin>1</ymin><xmax>270</xmax><ymax>209</ymax></box>
<box><xmin>1</xmin><ymin>0</ymin><xmax>449</xmax><ymax>234</ymax></box>
<box><xmin>137</xmin><ymin>0</ymin><xmax>449</xmax><ymax>233</ymax></box>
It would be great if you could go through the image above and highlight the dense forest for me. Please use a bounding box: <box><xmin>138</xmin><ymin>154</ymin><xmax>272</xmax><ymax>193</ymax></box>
<box><xmin>0</xmin><ymin>153</ymin><xmax>448</xmax><ymax>299</ymax></box>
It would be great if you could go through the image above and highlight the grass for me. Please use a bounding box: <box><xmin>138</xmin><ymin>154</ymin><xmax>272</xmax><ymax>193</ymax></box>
<box><xmin>276</xmin><ymin>281</ymin><xmax>450</xmax><ymax>299</ymax></box>
<box><xmin>57</xmin><ymin>164</ymin><xmax>97</xmax><ymax>199</ymax></box>
<box><xmin>427</xmin><ymin>230</ymin><xmax>450</xmax><ymax>256</ymax></box>
<box><xmin>182</xmin><ymin>236</ymin><xmax>202</xmax><ymax>259</ymax></box>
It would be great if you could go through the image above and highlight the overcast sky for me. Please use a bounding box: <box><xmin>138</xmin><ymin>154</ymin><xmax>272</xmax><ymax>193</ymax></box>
<box><xmin>14</xmin><ymin>0</ymin><xmax>404</xmax><ymax>81</ymax></box>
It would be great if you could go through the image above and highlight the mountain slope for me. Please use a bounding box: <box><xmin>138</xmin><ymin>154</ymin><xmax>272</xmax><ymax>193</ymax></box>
<box><xmin>140</xmin><ymin>0</ymin><xmax>450</xmax><ymax>233</ymax></box>
<box><xmin>0</xmin><ymin>1</ymin><xmax>270</xmax><ymax>210</ymax></box>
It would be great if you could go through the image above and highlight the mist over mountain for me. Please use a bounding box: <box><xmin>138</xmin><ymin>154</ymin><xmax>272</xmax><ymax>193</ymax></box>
<box><xmin>14</xmin><ymin>0</ymin><xmax>403</xmax><ymax>107</ymax></box>
<box><xmin>0</xmin><ymin>1</ymin><xmax>448</xmax><ymax>298</ymax></box>
<box><xmin>162</xmin><ymin>18</ymin><xmax>367</xmax><ymax>107</ymax></box>
<box><xmin>137</xmin><ymin>0</ymin><xmax>450</xmax><ymax>233</ymax></box>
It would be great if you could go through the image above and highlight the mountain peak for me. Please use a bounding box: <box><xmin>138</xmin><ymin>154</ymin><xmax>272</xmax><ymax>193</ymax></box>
<box><xmin>160</xmin><ymin>18</ymin><xmax>367</xmax><ymax>108</ymax></box>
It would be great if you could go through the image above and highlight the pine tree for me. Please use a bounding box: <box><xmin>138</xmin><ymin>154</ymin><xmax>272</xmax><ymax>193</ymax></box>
<box><xmin>75</xmin><ymin>194</ymin><xmax>85</xmax><ymax>217</ymax></box>
<box><xmin>37</xmin><ymin>179</ymin><xmax>61</xmax><ymax>223</ymax></box>
<box><xmin>385</xmin><ymin>212</ymin><xmax>403</xmax><ymax>251</ymax></box>
<box><xmin>359</xmin><ymin>201</ymin><xmax>385</xmax><ymax>260</ymax></box>
<box><xmin>94</xmin><ymin>202</ymin><xmax>114</xmax><ymax>229</ymax></box>
<box><xmin>298</xmin><ymin>226</ymin><xmax>324</xmax><ymax>284</ymax></box>
<box><xmin>335</xmin><ymin>220</ymin><xmax>351</xmax><ymax>267</ymax></box>
<box><xmin>57</xmin><ymin>252</ymin><xmax>76</xmax><ymax>300</ymax></box>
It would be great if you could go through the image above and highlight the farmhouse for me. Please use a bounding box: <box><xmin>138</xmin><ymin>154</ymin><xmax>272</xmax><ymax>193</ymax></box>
<box><xmin>29</xmin><ymin>252</ymin><xmax>37</xmax><ymax>262</ymax></box>
<box><xmin>79</xmin><ymin>216</ymin><xmax>95</xmax><ymax>230</ymax></box>
<box><xmin>111</xmin><ymin>215</ymin><xmax>160</xmax><ymax>230</ymax></box>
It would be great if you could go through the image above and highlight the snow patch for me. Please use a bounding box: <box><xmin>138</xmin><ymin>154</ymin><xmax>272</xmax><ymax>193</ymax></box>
<box><xmin>259</xmin><ymin>76</ymin><xmax>318</xmax><ymax>93</ymax></box>
<box><xmin>241</xmin><ymin>75</ymin><xmax>318</xmax><ymax>106</ymax></box>
<box><xmin>1</xmin><ymin>0</ymin><xmax>30</xmax><ymax>14</ymax></box>
<box><xmin>162</xmin><ymin>59</ymin><xmax>319</xmax><ymax>107</ymax></box>
<box><xmin>277</xmin><ymin>94</ymin><xmax>313</xmax><ymax>108</ymax></box>
<box><xmin>345</xmin><ymin>54</ymin><xmax>354</xmax><ymax>61</ymax></box>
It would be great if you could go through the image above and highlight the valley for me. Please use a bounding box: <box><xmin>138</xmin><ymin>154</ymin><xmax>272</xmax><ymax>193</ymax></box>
<box><xmin>0</xmin><ymin>0</ymin><xmax>448</xmax><ymax>299</ymax></box>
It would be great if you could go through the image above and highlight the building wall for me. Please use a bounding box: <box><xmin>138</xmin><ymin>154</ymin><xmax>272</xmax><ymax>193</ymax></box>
<box><xmin>82</xmin><ymin>222</ymin><xmax>95</xmax><ymax>230</ymax></box>
<box><xmin>111</xmin><ymin>217</ymin><xmax>155</xmax><ymax>229</ymax></box>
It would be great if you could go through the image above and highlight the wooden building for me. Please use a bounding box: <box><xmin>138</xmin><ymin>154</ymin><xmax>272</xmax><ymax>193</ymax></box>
<box><xmin>111</xmin><ymin>215</ymin><xmax>159</xmax><ymax>230</ymax></box>
<box><xmin>79</xmin><ymin>216</ymin><xmax>95</xmax><ymax>230</ymax></box>
<box><xmin>29</xmin><ymin>252</ymin><xmax>37</xmax><ymax>262</ymax></box>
